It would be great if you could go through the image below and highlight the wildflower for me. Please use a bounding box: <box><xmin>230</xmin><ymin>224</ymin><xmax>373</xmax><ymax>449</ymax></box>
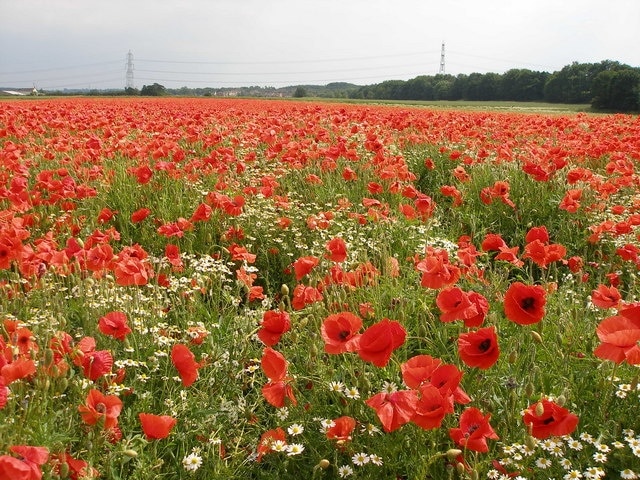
<box><xmin>401</xmin><ymin>354</ymin><xmax>442</xmax><ymax>389</ymax></box>
<box><xmin>321</xmin><ymin>312</ymin><xmax>362</xmax><ymax>354</ymax></box>
<box><xmin>352</xmin><ymin>452</ymin><xmax>370</xmax><ymax>466</ymax></box>
<box><xmin>357</xmin><ymin>318</ymin><xmax>406</xmax><ymax>367</ymax></box>
<box><xmin>287</xmin><ymin>424</ymin><xmax>304</xmax><ymax>436</ymax></box>
<box><xmin>584</xmin><ymin>466</ymin><xmax>605</xmax><ymax>479</ymax></box>
<box><xmin>503</xmin><ymin>282</ymin><xmax>546</xmax><ymax>325</ymax></box>
<box><xmin>337</xmin><ymin>465</ymin><xmax>354</xmax><ymax>477</ymax></box>
<box><xmin>560</xmin><ymin>458</ymin><xmax>573</xmax><ymax>469</ymax></box>
<box><xmin>98</xmin><ymin>311</ymin><xmax>132</xmax><ymax>341</ymax></box>
<box><xmin>536</xmin><ymin>457</ymin><xmax>552</xmax><ymax>469</ymax></box>
<box><xmin>78</xmin><ymin>389</ymin><xmax>122</xmax><ymax>430</ymax></box>
<box><xmin>621</xmin><ymin>469</ymin><xmax>638</xmax><ymax>479</ymax></box>
<box><xmin>592</xmin><ymin>452</ymin><xmax>607</xmax><ymax>463</ymax></box>
<box><xmin>171</xmin><ymin>344</ymin><xmax>202</xmax><ymax>387</ymax></box>
<box><xmin>566</xmin><ymin>439</ymin><xmax>583</xmax><ymax>450</ymax></box>
<box><xmin>345</xmin><ymin>386</ymin><xmax>360</xmax><ymax>399</ymax></box>
<box><xmin>261</xmin><ymin>347</ymin><xmax>296</xmax><ymax>408</ymax></box>
<box><xmin>522</xmin><ymin>399</ymin><xmax>578</xmax><ymax>439</ymax></box>
<box><xmin>594</xmin><ymin>310</ymin><xmax>640</xmax><ymax>365</ymax></box>
<box><xmin>182</xmin><ymin>453</ymin><xmax>202</xmax><ymax>472</ymax></box>
<box><xmin>326</xmin><ymin>237</ymin><xmax>348</xmax><ymax>263</ymax></box>
<box><xmin>286</xmin><ymin>444</ymin><xmax>304</xmax><ymax>456</ymax></box>
<box><xmin>564</xmin><ymin>470</ymin><xmax>582</xmax><ymax>479</ymax></box>
<box><xmin>449</xmin><ymin>407</ymin><xmax>499</xmax><ymax>452</ymax></box>
<box><xmin>369</xmin><ymin>453</ymin><xmax>383</xmax><ymax>466</ymax></box>
<box><xmin>366</xmin><ymin>390</ymin><xmax>418</xmax><ymax>432</ymax></box>
<box><xmin>457</xmin><ymin>326</ymin><xmax>500</xmax><ymax>369</ymax></box>
<box><xmin>256</xmin><ymin>428</ymin><xmax>286</xmax><ymax>462</ymax></box>
<box><xmin>139</xmin><ymin>413</ymin><xmax>177</xmax><ymax>440</ymax></box>
<box><xmin>257</xmin><ymin>310</ymin><xmax>291</xmax><ymax>347</ymax></box>
<box><xmin>326</xmin><ymin>416</ymin><xmax>356</xmax><ymax>443</ymax></box>
<box><xmin>271</xmin><ymin>440</ymin><xmax>287</xmax><ymax>452</ymax></box>
<box><xmin>292</xmin><ymin>256</ymin><xmax>320</xmax><ymax>281</ymax></box>
<box><xmin>329</xmin><ymin>381</ymin><xmax>345</xmax><ymax>393</ymax></box>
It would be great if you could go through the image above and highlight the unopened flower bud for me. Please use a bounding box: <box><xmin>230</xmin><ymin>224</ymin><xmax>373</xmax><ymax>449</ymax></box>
<box><xmin>445</xmin><ymin>448</ymin><xmax>463</xmax><ymax>460</ymax></box>
<box><xmin>123</xmin><ymin>449</ymin><xmax>138</xmax><ymax>458</ymax></box>
<box><xmin>525</xmin><ymin>435</ymin><xmax>538</xmax><ymax>450</ymax></box>
<box><xmin>455</xmin><ymin>462</ymin><xmax>466</xmax><ymax>475</ymax></box>
<box><xmin>531</xmin><ymin>331</ymin><xmax>543</xmax><ymax>343</ymax></box>
<box><xmin>556</xmin><ymin>394</ymin><xmax>566</xmax><ymax>407</ymax></box>
<box><xmin>525</xmin><ymin>382</ymin><xmax>534</xmax><ymax>397</ymax></box>
<box><xmin>317</xmin><ymin>459</ymin><xmax>330</xmax><ymax>469</ymax></box>
<box><xmin>508</xmin><ymin>350</ymin><xmax>517</xmax><ymax>363</ymax></box>
<box><xmin>280</xmin><ymin>284</ymin><xmax>289</xmax><ymax>297</ymax></box>
<box><xmin>535</xmin><ymin>401</ymin><xmax>545</xmax><ymax>417</ymax></box>
<box><xmin>44</xmin><ymin>348</ymin><xmax>55</xmax><ymax>367</ymax></box>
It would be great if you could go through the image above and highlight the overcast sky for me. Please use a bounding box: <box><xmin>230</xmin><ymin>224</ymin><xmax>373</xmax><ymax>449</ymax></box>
<box><xmin>1</xmin><ymin>0</ymin><xmax>639</xmax><ymax>90</ymax></box>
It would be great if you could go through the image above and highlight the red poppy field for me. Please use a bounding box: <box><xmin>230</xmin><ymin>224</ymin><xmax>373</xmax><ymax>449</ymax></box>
<box><xmin>1</xmin><ymin>97</ymin><xmax>640</xmax><ymax>479</ymax></box>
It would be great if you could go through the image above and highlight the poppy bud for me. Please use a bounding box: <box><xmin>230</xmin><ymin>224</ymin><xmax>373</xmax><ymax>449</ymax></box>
<box><xmin>525</xmin><ymin>382</ymin><xmax>534</xmax><ymax>397</ymax></box>
<box><xmin>535</xmin><ymin>401</ymin><xmax>545</xmax><ymax>417</ymax></box>
<box><xmin>59</xmin><ymin>461</ymin><xmax>69</xmax><ymax>478</ymax></box>
<box><xmin>470</xmin><ymin>470</ymin><xmax>479</xmax><ymax>480</ymax></box>
<box><xmin>317</xmin><ymin>459</ymin><xmax>330</xmax><ymax>469</ymax></box>
<box><xmin>556</xmin><ymin>394</ymin><xmax>566</xmax><ymax>407</ymax></box>
<box><xmin>531</xmin><ymin>331</ymin><xmax>543</xmax><ymax>343</ymax></box>
<box><xmin>123</xmin><ymin>449</ymin><xmax>138</xmax><ymax>458</ymax></box>
<box><xmin>525</xmin><ymin>435</ymin><xmax>537</xmax><ymax>450</ymax></box>
<box><xmin>280</xmin><ymin>284</ymin><xmax>289</xmax><ymax>297</ymax></box>
<box><xmin>445</xmin><ymin>448</ymin><xmax>463</xmax><ymax>460</ymax></box>
<box><xmin>57</xmin><ymin>377</ymin><xmax>68</xmax><ymax>393</ymax></box>
<box><xmin>456</xmin><ymin>462</ymin><xmax>466</xmax><ymax>475</ymax></box>
<box><xmin>508</xmin><ymin>351</ymin><xmax>517</xmax><ymax>363</ymax></box>
<box><xmin>44</xmin><ymin>348</ymin><xmax>55</xmax><ymax>367</ymax></box>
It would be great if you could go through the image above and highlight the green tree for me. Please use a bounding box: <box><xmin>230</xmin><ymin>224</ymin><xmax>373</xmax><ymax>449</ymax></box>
<box><xmin>140</xmin><ymin>83</ymin><xmax>167</xmax><ymax>96</ymax></box>
<box><xmin>592</xmin><ymin>68</ymin><xmax>640</xmax><ymax>112</ymax></box>
<box><xmin>293</xmin><ymin>86</ymin><xmax>307</xmax><ymax>98</ymax></box>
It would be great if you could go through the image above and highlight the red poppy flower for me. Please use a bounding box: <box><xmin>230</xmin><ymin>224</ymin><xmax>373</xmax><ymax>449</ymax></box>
<box><xmin>130</xmin><ymin>208</ymin><xmax>151</xmax><ymax>223</ymax></box>
<box><xmin>320</xmin><ymin>312</ymin><xmax>362</xmax><ymax>354</ymax></box>
<box><xmin>594</xmin><ymin>312</ymin><xmax>640</xmax><ymax>365</ymax></box>
<box><xmin>415</xmin><ymin>249</ymin><xmax>461</xmax><ymax>289</ymax></box>
<box><xmin>293</xmin><ymin>256</ymin><xmax>320</xmax><ymax>281</ymax></box>
<box><xmin>0</xmin><ymin>455</ymin><xmax>30</xmax><ymax>480</ymax></box>
<box><xmin>8</xmin><ymin>445</ymin><xmax>49</xmax><ymax>480</ymax></box>
<box><xmin>430</xmin><ymin>364</ymin><xmax>471</xmax><ymax>405</ymax></box>
<box><xmin>291</xmin><ymin>284</ymin><xmax>323</xmax><ymax>310</ymax></box>
<box><xmin>189</xmin><ymin>203</ymin><xmax>212</xmax><ymax>223</ymax></box>
<box><xmin>436</xmin><ymin>287</ymin><xmax>478</xmax><ymax>323</ymax></box>
<box><xmin>481</xmin><ymin>233</ymin><xmax>507</xmax><ymax>251</ymax></box>
<box><xmin>525</xmin><ymin>226</ymin><xmax>550</xmax><ymax>244</ymax></box>
<box><xmin>366</xmin><ymin>390</ymin><xmax>418</xmax><ymax>432</ymax></box>
<box><xmin>326</xmin><ymin>416</ymin><xmax>356</xmax><ymax>442</ymax></box>
<box><xmin>0</xmin><ymin>376</ymin><xmax>7</xmax><ymax>409</ymax></box>
<box><xmin>401</xmin><ymin>354</ymin><xmax>442</xmax><ymax>389</ymax></box>
<box><xmin>411</xmin><ymin>384</ymin><xmax>453</xmax><ymax>430</ymax></box>
<box><xmin>257</xmin><ymin>310</ymin><xmax>291</xmax><ymax>346</ymax></box>
<box><xmin>165</xmin><ymin>244</ymin><xmax>183</xmax><ymax>272</ymax></box>
<box><xmin>98</xmin><ymin>311</ymin><xmax>131</xmax><ymax>341</ymax></box>
<box><xmin>591</xmin><ymin>284</ymin><xmax>621</xmax><ymax>309</ymax></box>
<box><xmin>139</xmin><ymin>413</ymin><xmax>177</xmax><ymax>440</ymax></box>
<box><xmin>325</xmin><ymin>237</ymin><xmax>348</xmax><ymax>263</ymax></box>
<box><xmin>503</xmin><ymin>282</ymin><xmax>546</xmax><ymax>325</ymax></box>
<box><xmin>522</xmin><ymin>399</ymin><xmax>579</xmax><ymax>439</ymax></box>
<box><xmin>96</xmin><ymin>207</ymin><xmax>117</xmax><ymax>224</ymax></box>
<box><xmin>449</xmin><ymin>407</ymin><xmax>499</xmax><ymax>452</ymax></box>
<box><xmin>357</xmin><ymin>319</ymin><xmax>406</xmax><ymax>367</ymax></box>
<box><xmin>171</xmin><ymin>344</ymin><xmax>201</xmax><ymax>387</ymax></box>
<box><xmin>1</xmin><ymin>357</ymin><xmax>36</xmax><ymax>385</ymax></box>
<box><xmin>458</xmin><ymin>326</ymin><xmax>500</xmax><ymax>369</ymax></box>
<box><xmin>256</xmin><ymin>427</ymin><xmax>286</xmax><ymax>462</ymax></box>
<box><xmin>78</xmin><ymin>388</ymin><xmax>123</xmax><ymax>430</ymax></box>
<box><xmin>81</xmin><ymin>350</ymin><xmax>113</xmax><ymax>381</ymax></box>
<box><xmin>260</xmin><ymin>347</ymin><xmax>296</xmax><ymax>408</ymax></box>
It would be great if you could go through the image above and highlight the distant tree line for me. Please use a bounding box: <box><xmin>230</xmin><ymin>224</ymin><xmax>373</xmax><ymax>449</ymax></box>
<box><xmin>348</xmin><ymin>60</ymin><xmax>639</xmax><ymax>112</ymax></box>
